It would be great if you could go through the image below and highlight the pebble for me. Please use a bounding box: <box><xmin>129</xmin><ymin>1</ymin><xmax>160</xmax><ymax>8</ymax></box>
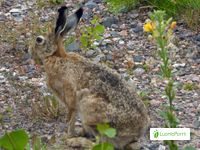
<box><xmin>158</xmin><ymin>145</ymin><xmax>166</xmax><ymax>150</ymax></box>
<box><xmin>127</xmin><ymin>41</ymin><xmax>135</xmax><ymax>50</ymax></box>
<box><xmin>173</xmin><ymin>63</ymin><xmax>186</xmax><ymax>68</ymax></box>
<box><xmin>0</xmin><ymin>12</ymin><xmax>6</xmax><ymax>21</ymax></box>
<box><xmin>133</xmin><ymin>55</ymin><xmax>144</xmax><ymax>62</ymax></box>
<box><xmin>106</xmin><ymin>54</ymin><xmax>113</xmax><ymax>61</ymax></box>
<box><xmin>102</xmin><ymin>16</ymin><xmax>118</xmax><ymax>28</ymax></box>
<box><xmin>197</xmin><ymin>104</ymin><xmax>200</xmax><ymax>114</ymax></box>
<box><xmin>133</xmin><ymin>68</ymin><xmax>145</xmax><ymax>76</ymax></box>
<box><xmin>86</xmin><ymin>50</ymin><xmax>96</xmax><ymax>57</ymax></box>
<box><xmin>66</xmin><ymin>41</ymin><xmax>80</xmax><ymax>52</ymax></box>
<box><xmin>132</xmin><ymin>24</ymin><xmax>143</xmax><ymax>33</ymax></box>
<box><xmin>85</xmin><ymin>0</ymin><xmax>98</xmax><ymax>9</ymax></box>
<box><xmin>9</xmin><ymin>8</ymin><xmax>23</xmax><ymax>21</ymax></box>
<box><xmin>194</xmin><ymin>34</ymin><xmax>200</xmax><ymax>42</ymax></box>
<box><xmin>93</xmin><ymin>54</ymin><xmax>105</xmax><ymax>63</ymax></box>
<box><xmin>102</xmin><ymin>39</ymin><xmax>112</xmax><ymax>45</ymax></box>
<box><xmin>193</xmin><ymin>119</ymin><xmax>200</xmax><ymax>128</ymax></box>
<box><xmin>119</xmin><ymin>40</ymin><xmax>125</xmax><ymax>45</ymax></box>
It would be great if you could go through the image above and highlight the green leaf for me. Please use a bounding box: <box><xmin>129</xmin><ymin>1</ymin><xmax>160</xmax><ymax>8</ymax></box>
<box><xmin>97</xmin><ymin>123</ymin><xmax>116</xmax><ymax>138</ymax></box>
<box><xmin>25</xmin><ymin>143</ymin><xmax>31</xmax><ymax>150</ymax></box>
<box><xmin>0</xmin><ymin>129</ymin><xmax>29</xmax><ymax>150</ymax></box>
<box><xmin>95</xmin><ymin>25</ymin><xmax>105</xmax><ymax>34</ymax></box>
<box><xmin>93</xmin><ymin>34</ymin><xmax>102</xmax><ymax>40</ymax></box>
<box><xmin>97</xmin><ymin>123</ymin><xmax>110</xmax><ymax>135</ymax></box>
<box><xmin>92</xmin><ymin>142</ymin><xmax>114</xmax><ymax>150</ymax></box>
<box><xmin>184</xmin><ymin>146</ymin><xmax>196</xmax><ymax>150</ymax></box>
<box><xmin>104</xmin><ymin>128</ymin><xmax>116</xmax><ymax>138</ymax></box>
<box><xmin>80</xmin><ymin>35</ymin><xmax>88</xmax><ymax>47</ymax></box>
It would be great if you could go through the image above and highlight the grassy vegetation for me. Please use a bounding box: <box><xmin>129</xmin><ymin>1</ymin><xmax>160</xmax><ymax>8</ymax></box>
<box><xmin>104</xmin><ymin>0</ymin><xmax>139</xmax><ymax>13</ymax></box>
<box><xmin>145</xmin><ymin>0</ymin><xmax>200</xmax><ymax>30</ymax></box>
<box><xmin>105</xmin><ymin>0</ymin><xmax>200</xmax><ymax>30</ymax></box>
<box><xmin>80</xmin><ymin>16</ymin><xmax>105</xmax><ymax>51</ymax></box>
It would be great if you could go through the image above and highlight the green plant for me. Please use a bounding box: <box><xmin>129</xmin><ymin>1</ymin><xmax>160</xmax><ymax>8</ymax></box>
<box><xmin>144</xmin><ymin>10</ymin><xmax>196</xmax><ymax>150</ymax></box>
<box><xmin>104</xmin><ymin>0</ymin><xmax>139</xmax><ymax>13</ymax></box>
<box><xmin>183</xmin><ymin>82</ymin><xmax>198</xmax><ymax>91</ymax></box>
<box><xmin>184</xmin><ymin>146</ymin><xmax>197</xmax><ymax>150</ymax></box>
<box><xmin>0</xmin><ymin>130</ymin><xmax>47</xmax><ymax>150</ymax></box>
<box><xmin>80</xmin><ymin>16</ymin><xmax>105</xmax><ymax>51</ymax></box>
<box><xmin>32</xmin><ymin>95</ymin><xmax>60</xmax><ymax>120</ymax></box>
<box><xmin>145</xmin><ymin>0</ymin><xmax>200</xmax><ymax>30</ymax></box>
<box><xmin>92</xmin><ymin>123</ymin><xmax>116</xmax><ymax>150</ymax></box>
<box><xmin>0</xmin><ymin>129</ymin><xmax>29</xmax><ymax>150</ymax></box>
<box><xmin>49</xmin><ymin>0</ymin><xmax>64</xmax><ymax>4</ymax></box>
<box><xmin>138</xmin><ymin>91</ymin><xmax>150</xmax><ymax>106</ymax></box>
<box><xmin>31</xmin><ymin>135</ymin><xmax>47</xmax><ymax>150</ymax></box>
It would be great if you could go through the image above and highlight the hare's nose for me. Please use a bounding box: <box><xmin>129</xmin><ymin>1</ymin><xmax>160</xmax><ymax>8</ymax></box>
<box><xmin>36</xmin><ymin>36</ymin><xmax>45</xmax><ymax>45</ymax></box>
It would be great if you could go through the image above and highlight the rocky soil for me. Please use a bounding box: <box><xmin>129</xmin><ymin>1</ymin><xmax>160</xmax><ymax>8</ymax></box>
<box><xmin>0</xmin><ymin>0</ymin><xmax>200</xmax><ymax>149</ymax></box>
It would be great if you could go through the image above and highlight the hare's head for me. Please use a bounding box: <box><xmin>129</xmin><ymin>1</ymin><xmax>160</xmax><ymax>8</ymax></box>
<box><xmin>31</xmin><ymin>31</ymin><xmax>56</xmax><ymax>64</ymax></box>
<box><xmin>31</xmin><ymin>6</ymin><xmax>83</xmax><ymax>64</ymax></box>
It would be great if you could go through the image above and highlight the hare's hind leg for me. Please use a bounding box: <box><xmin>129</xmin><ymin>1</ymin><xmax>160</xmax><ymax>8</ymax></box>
<box><xmin>76</xmin><ymin>91</ymin><xmax>108</xmax><ymax>136</ymax></box>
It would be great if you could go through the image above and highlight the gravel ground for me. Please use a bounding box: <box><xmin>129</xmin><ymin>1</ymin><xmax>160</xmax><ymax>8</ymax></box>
<box><xmin>0</xmin><ymin>0</ymin><xmax>200</xmax><ymax>149</ymax></box>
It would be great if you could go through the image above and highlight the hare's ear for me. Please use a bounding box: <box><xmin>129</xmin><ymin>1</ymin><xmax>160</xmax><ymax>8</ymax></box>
<box><xmin>55</xmin><ymin>7</ymin><xmax>83</xmax><ymax>38</ymax></box>
<box><xmin>46</xmin><ymin>24</ymin><xmax>56</xmax><ymax>41</ymax></box>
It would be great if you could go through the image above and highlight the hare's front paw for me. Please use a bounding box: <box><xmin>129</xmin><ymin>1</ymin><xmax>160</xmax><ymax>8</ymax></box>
<box><xmin>66</xmin><ymin>137</ymin><xmax>94</xmax><ymax>149</ymax></box>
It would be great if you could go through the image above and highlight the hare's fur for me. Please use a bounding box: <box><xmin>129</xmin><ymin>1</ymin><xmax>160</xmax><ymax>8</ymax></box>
<box><xmin>32</xmin><ymin>8</ymin><xmax>149</xmax><ymax>149</ymax></box>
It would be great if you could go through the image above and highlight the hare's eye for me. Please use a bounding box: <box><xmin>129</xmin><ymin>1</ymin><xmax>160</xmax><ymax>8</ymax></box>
<box><xmin>36</xmin><ymin>36</ymin><xmax>45</xmax><ymax>45</ymax></box>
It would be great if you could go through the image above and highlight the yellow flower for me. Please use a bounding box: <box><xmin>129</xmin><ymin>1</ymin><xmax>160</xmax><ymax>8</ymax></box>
<box><xmin>143</xmin><ymin>22</ymin><xmax>154</xmax><ymax>32</ymax></box>
<box><xmin>170</xmin><ymin>21</ymin><xmax>177</xmax><ymax>29</ymax></box>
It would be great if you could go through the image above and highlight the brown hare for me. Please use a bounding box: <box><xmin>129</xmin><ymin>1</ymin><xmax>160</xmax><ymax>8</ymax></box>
<box><xmin>31</xmin><ymin>5</ymin><xmax>150</xmax><ymax>149</ymax></box>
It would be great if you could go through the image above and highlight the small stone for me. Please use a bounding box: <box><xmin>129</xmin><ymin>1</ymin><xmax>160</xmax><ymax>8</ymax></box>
<box><xmin>173</xmin><ymin>63</ymin><xmax>186</xmax><ymax>68</ymax></box>
<box><xmin>119</xmin><ymin>30</ymin><xmax>128</xmax><ymax>37</ymax></box>
<box><xmin>133</xmin><ymin>55</ymin><xmax>144</xmax><ymax>62</ymax></box>
<box><xmin>197</xmin><ymin>104</ymin><xmax>200</xmax><ymax>114</ymax></box>
<box><xmin>102</xmin><ymin>39</ymin><xmax>112</xmax><ymax>45</ymax></box>
<box><xmin>193</xmin><ymin>119</ymin><xmax>200</xmax><ymax>128</ymax></box>
<box><xmin>132</xmin><ymin>24</ymin><xmax>143</xmax><ymax>33</ymax></box>
<box><xmin>127</xmin><ymin>41</ymin><xmax>135</xmax><ymax>50</ymax></box>
<box><xmin>102</xmin><ymin>16</ymin><xmax>118</xmax><ymax>28</ymax></box>
<box><xmin>133</xmin><ymin>68</ymin><xmax>145</xmax><ymax>76</ymax></box>
<box><xmin>113</xmin><ymin>37</ymin><xmax>120</xmax><ymax>42</ymax></box>
<box><xmin>111</xmin><ymin>24</ymin><xmax>118</xmax><ymax>29</ymax></box>
<box><xmin>120</xmin><ymin>24</ymin><xmax>126</xmax><ymax>29</ymax></box>
<box><xmin>118</xmin><ymin>68</ymin><xmax>126</xmax><ymax>73</ymax></box>
<box><xmin>67</xmin><ymin>41</ymin><xmax>80</xmax><ymax>52</ymax></box>
<box><xmin>106</xmin><ymin>54</ymin><xmax>113</xmax><ymax>61</ymax></box>
<box><xmin>194</xmin><ymin>34</ymin><xmax>200</xmax><ymax>42</ymax></box>
<box><xmin>103</xmin><ymin>33</ymin><xmax>111</xmax><ymax>38</ymax></box>
<box><xmin>158</xmin><ymin>145</ymin><xmax>166</xmax><ymax>150</ymax></box>
<box><xmin>85</xmin><ymin>0</ymin><xmax>98</xmax><ymax>9</ymax></box>
<box><xmin>93</xmin><ymin>54</ymin><xmax>105</xmax><ymax>63</ymax></box>
<box><xmin>9</xmin><ymin>8</ymin><xmax>23</xmax><ymax>22</ymax></box>
<box><xmin>119</xmin><ymin>40</ymin><xmax>125</xmax><ymax>45</ymax></box>
<box><xmin>148</xmin><ymin>143</ymin><xmax>160</xmax><ymax>150</ymax></box>
<box><xmin>0</xmin><ymin>12</ymin><xmax>6</xmax><ymax>21</ymax></box>
<box><xmin>86</xmin><ymin>50</ymin><xmax>96</xmax><ymax>57</ymax></box>
<box><xmin>130</xmin><ymin>13</ymin><xmax>139</xmax><ymax>19</ymax></box>
<box><xmin>110</xmin><ymin>31</ymin><xmax>119</xmax><ymax>37</ymax></box>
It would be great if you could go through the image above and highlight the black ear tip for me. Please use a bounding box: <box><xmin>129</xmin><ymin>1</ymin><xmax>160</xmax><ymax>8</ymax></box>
<box><xmin>58</xmin><ymin>6</ymin><xmax>68</xmax><ymax>12</ymax></box>
<box><xmin>76</xmin><ymin>7</ymin><xmax>84</xmax><ymax>18</ymax></box>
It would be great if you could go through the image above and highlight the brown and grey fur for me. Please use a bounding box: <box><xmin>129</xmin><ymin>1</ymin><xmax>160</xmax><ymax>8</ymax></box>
<box><xmin>31</xmin><ymin>9</ymin><xmax>149</xmax><ymax>149</ymax></box>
